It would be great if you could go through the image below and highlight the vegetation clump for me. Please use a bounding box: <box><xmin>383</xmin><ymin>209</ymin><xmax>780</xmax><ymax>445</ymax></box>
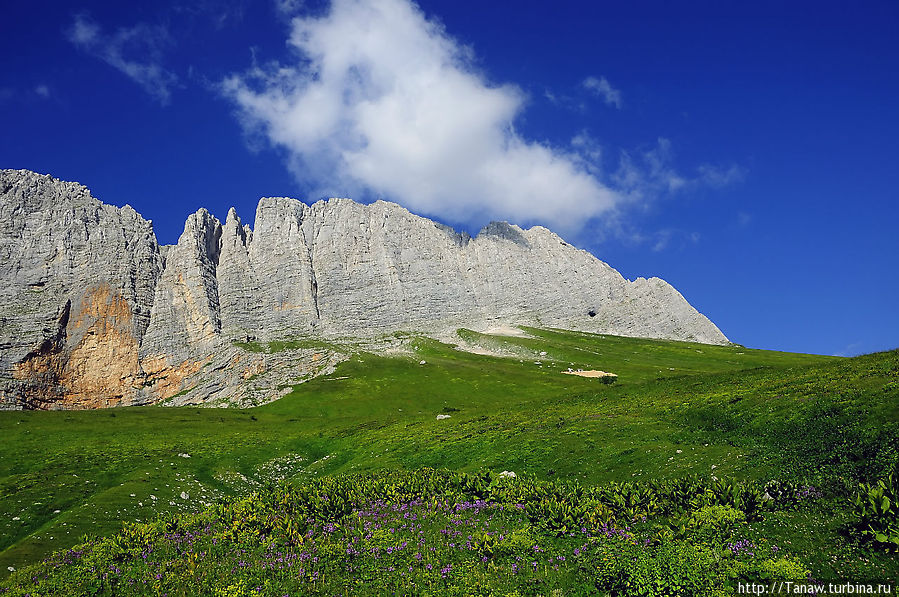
<box><xmin>850</xmin><ymin>470</ymin><xmax>899</xmax><ymax>550</ymax></box>
<box><xmin>1</xmin><ymin>469</ymin><xmax>824</xmax><ymax>596</ymax></box>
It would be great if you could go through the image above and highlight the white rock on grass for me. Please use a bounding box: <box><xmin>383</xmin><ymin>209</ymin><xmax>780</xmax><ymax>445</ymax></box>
<box><xmin>436</xmin><ymin>414</ymin><xmax>451</xmax><ymax>420</ymax></box>
<box><xmin>498</xmin><ymin>471</ymin><xmax>517</xmax><ymax>479</ymax></box>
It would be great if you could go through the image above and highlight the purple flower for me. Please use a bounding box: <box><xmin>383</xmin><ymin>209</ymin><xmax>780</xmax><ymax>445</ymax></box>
<box><xmin>726</xmin><ymin>539</ymin><xmax>756</xmax><ymax>557</ymax></box>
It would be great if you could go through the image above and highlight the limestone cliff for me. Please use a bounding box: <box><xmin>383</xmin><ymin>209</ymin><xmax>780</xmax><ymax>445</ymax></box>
<box><xmin>0</xmin><ymin>169</ymin><xmax>728</xmax><ymax>409</ymax></box>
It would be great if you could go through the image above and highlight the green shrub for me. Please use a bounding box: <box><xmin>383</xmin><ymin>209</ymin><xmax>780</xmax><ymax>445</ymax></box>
<box><xmin>688</xmin><ymin>504</ymin><xmax>746</xmax><ymax>541</ymax></box>
<box><xmin>591</xmin><ymin>537</ymin><xmax>731</xmax><ymax>597</ymax></box>
<box><xmin>850</xmin><ymin>470</ymin><xmax>899</xmax><ymax>550</ymax></box>
<box><xmin>739</xmin><ymin>556</ymin><xmax>810</xmax><ymax>581</ymax></box>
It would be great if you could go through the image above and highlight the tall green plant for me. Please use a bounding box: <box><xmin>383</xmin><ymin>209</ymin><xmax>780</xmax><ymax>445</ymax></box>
<box><xmin>850</xmin><ymin>471</ymin><xmax>899</xmax><ymax>550</ymax></box>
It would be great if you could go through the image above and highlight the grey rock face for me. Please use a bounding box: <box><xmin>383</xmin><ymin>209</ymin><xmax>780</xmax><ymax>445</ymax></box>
<box><xmin>240</xmin><ymin>198</ymin><xmax>727</xmax><ymax>345</ymax></box>
<box><xmin>249</xmin><ymin>198</ymin><xmax>319</xmax><ymax>338</ymax></box>
<box><xmin>141</xmin><ymin>208</ymin><xmax>223</xmax><ymax>362</ymax></box>
<box><xmin>0</xmin><ymin>169</ymin><xmax>728</xmax><ymax>409</ymax></box>
<box><xmin>0</xmin><ymin>169</ymin><xmax>162</xmax><ymax>409</ymax></box>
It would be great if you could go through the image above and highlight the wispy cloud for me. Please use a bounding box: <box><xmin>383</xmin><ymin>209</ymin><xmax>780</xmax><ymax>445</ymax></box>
<box><xmin>274</xmin><ymin>0</ymin><xmax>304</xmax><ymax>18</ymax></box>
<box><xmin>66</xmin><ymin>14</ymin><xmax>178</xmax><ymax>105</ymax></box>
<box><xmin>35</xmin><ymin>85</ymin><xmax>50</xmax><ymax>98</ymax></box>
<box><xmin>173</xmin><ymin>0</ymin><xmax>248</xmax><ymax>30</ymax></box>
<box><xmin>582</xmin><ymin>76</ymin><xmax>622</xmax><ymax>109</ymax></box>
<box><xmin>697</xmin><ymin>163</ymin><xmax>746</xmax><ymax>188</ymax></box>
<box><xmin>614</xmin><ymin>138</ymin><xmax>745</xmax><ymax>206</ymax></box>
<box><xmin>834</xmin><ymin>342</ymin><xmax>863</xmax><ymax>357</ymax></box>
<box><xmin>651</xmin><ymin>229</ymin><xmax>701</xmax><ymax>252</ymax></box>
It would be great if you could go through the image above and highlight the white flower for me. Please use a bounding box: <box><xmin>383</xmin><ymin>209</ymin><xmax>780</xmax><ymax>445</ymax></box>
<box><xmin>498</xmin><ymin>471</ymin><xmax>516</xmax><ymax>479</ymax></box>
<box><xmin>436</xmin><ymin>414</ymin><xmax>451</xmax><ymax>420</ymax></box>
<box><xmin>180</xmin><ymin>492</ymin><xmax>190</xmax><ymax>500</ymax></box>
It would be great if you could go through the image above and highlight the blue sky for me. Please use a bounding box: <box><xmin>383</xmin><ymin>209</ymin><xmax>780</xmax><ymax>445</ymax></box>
<box><xmin>1</xmin><ymin>0</ymin><xmax>897</xmax><ymax>356</ymax></box>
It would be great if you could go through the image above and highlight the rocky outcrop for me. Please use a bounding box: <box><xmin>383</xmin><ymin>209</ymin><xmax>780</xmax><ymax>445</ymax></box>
<box><xmin>0</xmin><ymin>169</ymin><xmax>728</xmax><ymax>410</ymax></box>
<box><xmin>0</xmin><ymin>170</ymin><xmax>162</xmax><ymax>408</ymax></box>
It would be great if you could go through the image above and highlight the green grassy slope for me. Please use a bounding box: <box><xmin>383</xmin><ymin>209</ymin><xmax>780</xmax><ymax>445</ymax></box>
<box><xmin>1</xmin><ymin>328</ymin><xmax>895</xmax><ymax>584</ymax></box>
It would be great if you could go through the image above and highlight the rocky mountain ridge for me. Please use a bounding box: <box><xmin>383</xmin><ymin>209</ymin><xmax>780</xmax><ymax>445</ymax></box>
<box><xmin>0</xmin><ymin>169</ymin><xmax>728</xmax><ymax>410</ymax></box>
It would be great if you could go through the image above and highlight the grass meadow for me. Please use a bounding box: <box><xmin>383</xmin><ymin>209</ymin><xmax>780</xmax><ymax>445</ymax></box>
<box><xmin>1</xmin><ymin>328</ymin><xmax>896</xmax><ymax>594</ymax></box>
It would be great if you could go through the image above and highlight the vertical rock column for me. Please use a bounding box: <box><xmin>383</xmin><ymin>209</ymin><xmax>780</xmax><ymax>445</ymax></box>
<box><xmin>140</xmin><ymin>209</ymin><xmax>223</xmax><ymax>397</ymax></box>
<box><xmin>249</xmin><ymin>197</ymin><xmax>320</xmax><ymax>338</ymax></box>
<box><xmin>217</xmin><ymin>207</ymin><xmax>261</xmax><ymax>340</ymax></box>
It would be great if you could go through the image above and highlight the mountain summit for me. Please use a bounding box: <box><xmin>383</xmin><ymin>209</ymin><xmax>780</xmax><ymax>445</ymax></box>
<box><xmin>0</xmin><ymin>169</ymin><xmax>726</xmax><ymax>409</ymax></box>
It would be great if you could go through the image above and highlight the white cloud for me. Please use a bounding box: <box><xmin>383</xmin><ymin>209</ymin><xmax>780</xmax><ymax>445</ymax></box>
<box><xmin>223</xmin><ymin>0</ymin><xmax>620</xmax><ymax>235</ymax></box>
<box><xmin>582</xmin><ymin>76</ymin><xmax>622</xmax><ymax>109</ymax></box>
<box><xmin>66</xmin><ymin>15</ymin><xmax>178</xmax><ymax>105</ymax></box>
<box><xmin>223</xmin><ymin>0</ymin><xmax>744</xmax><ymax>239</ymax></box>
<box><xmin>35</xmin><ymin>85</ymin><xmax>50</xmax><ymax>98</ymax></box>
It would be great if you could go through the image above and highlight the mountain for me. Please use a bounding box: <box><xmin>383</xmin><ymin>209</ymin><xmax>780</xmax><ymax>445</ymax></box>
<box><xmin>0</xmin><ymin>169</ymin><xmax>727</xmax><ymax>410</ymax></box>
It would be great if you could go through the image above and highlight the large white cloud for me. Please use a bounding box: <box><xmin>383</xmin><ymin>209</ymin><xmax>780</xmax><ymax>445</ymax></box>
<box><xmin>223</xmin><ymin>0</ymin><xmax>620</xmax><ymax>234</ymax></box>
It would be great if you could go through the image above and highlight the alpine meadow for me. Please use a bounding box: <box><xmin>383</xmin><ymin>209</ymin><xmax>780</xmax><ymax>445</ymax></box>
<box><xmin>1</xmin><ymin>0</ymin><xmax>898</xmax><ymax>595</ymax></box>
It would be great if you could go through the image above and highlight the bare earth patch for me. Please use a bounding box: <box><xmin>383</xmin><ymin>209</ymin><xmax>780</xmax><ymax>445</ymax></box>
<box><xmin>562</xmin><ymin>369</ymin><xmax>617</xmax><ymax>379</ymax></box>
<box><xmin>483</xmin><ymin>325</ymin><xmax>532</xmax><ymax>337</ymax></box>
